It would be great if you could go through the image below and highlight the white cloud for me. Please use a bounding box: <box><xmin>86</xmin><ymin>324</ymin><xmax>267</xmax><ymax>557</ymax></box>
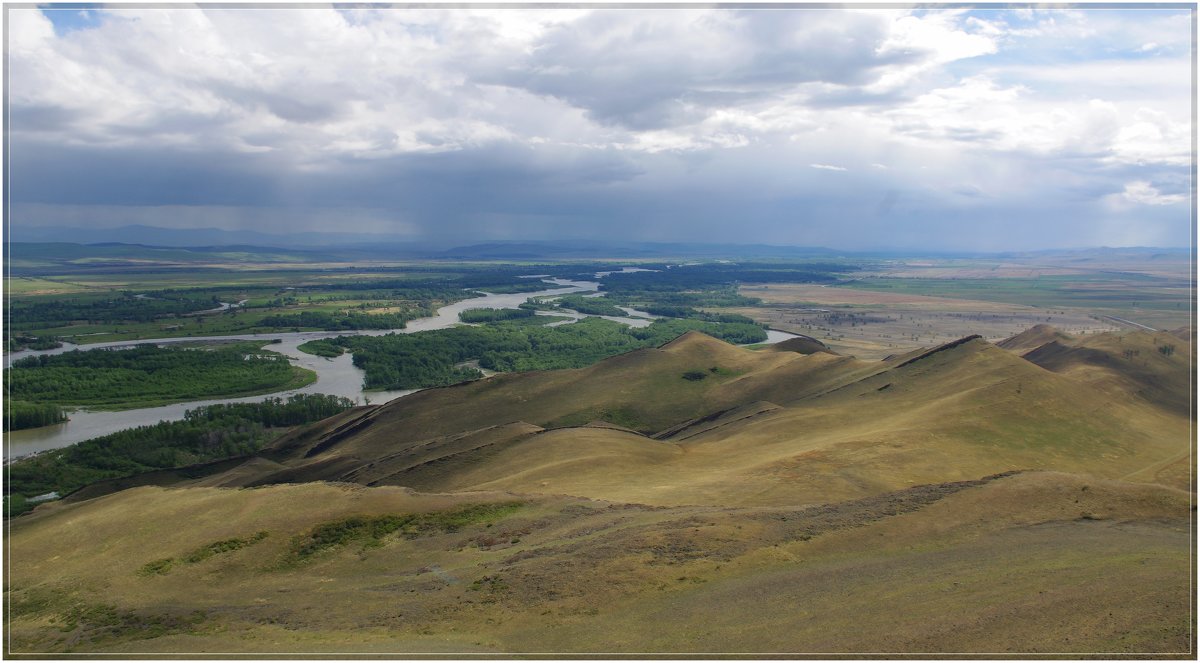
<box><xmin>1108</xmin><ymin>108</ymin><xmax>1190</xmax><ymax>166</ymax></box>
<box><xmin>880</xmin><ymin>74</ymin><xmax>1188</xmax><ymax>167</ymax></box>
<box><xmin>810</xmin><ymin>164</ymin><xmax>847</xmax><ymax>172</ymax></box>
<box><xmin>1119</xmin><ymin>181</ymin><xmax>1188</xmax><ymax>206</ymax></box>
<box><xmin>866</xmin><ymin>11</ymin><xmax>997</xmax><ymax>93</ymax></box>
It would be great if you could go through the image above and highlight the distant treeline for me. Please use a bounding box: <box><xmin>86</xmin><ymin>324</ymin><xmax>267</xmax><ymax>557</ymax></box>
<box><xmin>331</xmin><ymin>317</ymin><xmax>766</xmax><ymax>391</ymax></box>
<box><xmin>640</xmin><ymin>305</ymin><xmax>759</xmax><ymax>325</ymax></box>
<box><xmin>599</xmin><ymin>262</ymin><xmax>848</xmax><ymax>311</ymax></box>
<box><xmin>6</xmin><ymin>335</ymin><xmax>63</xmax><ymax>352</ymax></box>
<box><xmin>602</xmin><ymin>262</ymin><xmax>850</xmax><ymax>291</ymax></box>
<box><xmin>9</xmin><ymin>292</ymin><xmax>221</xmax><ymax>326</ymax></box>
<box><xmin>7</xmin><ymin>266</ymin><xmax>589</xmax><ymax>335</ymax></box>
<box><xmin>9</xmin><ymin>342</ymin><xmax>308</xmax><ymax>409</ymax></box>
<box><xmin>6</xmin><ymin>394</ymin><xmax>356</xmax><ymax>517</ymax></box>
<box><xmin>255</xmin><ymin>310</ymin><xmax>421</xmax><ymax>331</ymax></box>
<box><xmin>9</xmin><ymin>261</ymin><xmax>842</xmax><ymax>337</ymax></box>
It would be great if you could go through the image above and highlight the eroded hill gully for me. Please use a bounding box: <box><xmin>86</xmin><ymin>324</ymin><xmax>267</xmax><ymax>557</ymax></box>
<box><xmin>500</xmin><ymin>471</ymin><xmax>1028</xmax><ymax>570</ymax></box>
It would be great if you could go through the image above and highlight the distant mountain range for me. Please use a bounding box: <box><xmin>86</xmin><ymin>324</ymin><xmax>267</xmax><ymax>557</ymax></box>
<box><xmin>6</xmin><ymin>226</ymin><xmax>854</xmax><ymax>261</ymax></box>
<box><xmin>5</xmin><ymin>224</ymin><xmax>1189</xmax><ymax>260</ymax></box>
<box><xmin>6</xmin><ymin>224</ymin><xmax>431</xmax><ymax>250</ymax></box>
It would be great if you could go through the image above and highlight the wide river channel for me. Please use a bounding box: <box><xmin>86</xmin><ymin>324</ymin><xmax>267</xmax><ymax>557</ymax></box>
<box><xmin>5</xmin><ymin>276</ymin><xmax>798</xmax><ymax>459</ymax></box>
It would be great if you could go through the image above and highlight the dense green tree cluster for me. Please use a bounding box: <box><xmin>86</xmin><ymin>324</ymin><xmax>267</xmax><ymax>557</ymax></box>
<box><xmin>6</xmin><ymin>394</ymin><xmax>355</xmax><ymax>516</ymax></box>
<box><xmin>182</xmin><ymin>394</ymin><xmax>356</xmax><ymax>428</ymax></box>
<box><xmin>331</xmin><ymin>317</ymin><xmax>766</xmax><ymax>391</ymax></box>
<box><xmin>640</xmin><ymin>304</ymin><xmax>759</xmax><ymax>325</ymax></box>
<box><xmin>9</xmin><ymin>343</ymin><xmax>304</xmax><ymax>409</ymax></box>
<box><xmin>255</xmin><ymin>310</ymin><xmax>416</xmax><ymax>331</ymax></box>
<box><xmin>341</xmin><ymin>331</ymin><xmax>489</xmax><ymax>389</ymax></box>
<box><xmin>552</xmin><ymin>295</ymin><xmax>628</xmax><ymax>317</ymax></box>
<box><xmin>518</xmin><ymin>298</ymin><xmax>560</xmax><ymax>312</ymax></box>
<box><xmin>605</xmin><ymin>284</ymin><xmax>762</xmax><ymax>309</ymax></box>
<box><xmin>4</xmin><ymin>401</ymin><xmax>68</xmax><ymax>431</ymax></box>
<box><xmin>458</xmin><ymin>308</ymin><xmax>536</xmax><ymax>323</ymax></box>
<box><xmin>296</xmin><ymin>339</ymin><xmax>344</xmax><ymax>357</ymax></box>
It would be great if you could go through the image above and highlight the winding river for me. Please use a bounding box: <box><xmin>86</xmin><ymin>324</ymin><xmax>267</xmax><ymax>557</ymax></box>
<box><xmin>5</xmin><ymin>276</ymin><xmax>796</xmax><ymax>459</ymax></box>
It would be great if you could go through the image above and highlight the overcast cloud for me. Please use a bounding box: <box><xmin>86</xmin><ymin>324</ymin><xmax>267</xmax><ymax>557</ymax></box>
<box><xmin>6</xmin><ymin>5</ymin><xmax>1193</xmax><ymax>250</ymax></box>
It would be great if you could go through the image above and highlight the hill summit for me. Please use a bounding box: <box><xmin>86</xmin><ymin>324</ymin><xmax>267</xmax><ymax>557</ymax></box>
<box><xmin>997</xmin><ymin>323</ymin><xmax>1072</xmax><ymax>353</ymax></box>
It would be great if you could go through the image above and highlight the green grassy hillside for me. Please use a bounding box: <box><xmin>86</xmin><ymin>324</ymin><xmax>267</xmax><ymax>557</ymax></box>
<box><xmin>117</xmin><ymin>330</ymin><xmax>1191</xmax><ymax>508</ymax></box>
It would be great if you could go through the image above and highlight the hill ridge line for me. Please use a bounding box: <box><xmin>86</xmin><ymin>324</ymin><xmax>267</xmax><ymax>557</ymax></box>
<box><xmin>795</xmin><ymin>335</ymin><xmax>987</xmax><ymax>404</ymax></box>
<box><xmin>893</xmin><ymin>334</ymin><xmax>984</xmax><ymax>369</ymax></box>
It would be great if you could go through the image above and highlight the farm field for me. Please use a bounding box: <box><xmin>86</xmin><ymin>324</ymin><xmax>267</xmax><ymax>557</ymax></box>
<box><xmin>735</xmin><ymin>283</ymin><xmax>1120</xmax><ymax>360</ymax></box>
<box><xmin>732</xmin><ymin>252</ymin><xmax>1192</xmax><ymax>359</ymax></box>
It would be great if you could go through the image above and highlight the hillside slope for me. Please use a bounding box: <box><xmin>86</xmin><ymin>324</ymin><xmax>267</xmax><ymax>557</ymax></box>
<box><xmin>7</xmin><ymin>472</ymin><xmax>1190</xmax><ymax>654</ymax></box>
<box><xmin>9</xmin><ymin>326</ymin><xmax>1195</xmax><ymax>655</ymax></box>
<box><xmin>1018</xmin><ymin>328</ymin><xmax>1191</xmax><ymax>416</ymax></box>
<box><xmin>134</xmin><ymin>331</ymin><xmax>1187</xmax><ymax>507</ymax></box>
<box><xmin>997</xmin><ymin>323</ymin><xmax>1072</xmax><ymax>353</ymax></box>
<box><xmin>60</xmin><ymin>330</ymin><xmax>1192</xmax><ymax>509</ymax></box>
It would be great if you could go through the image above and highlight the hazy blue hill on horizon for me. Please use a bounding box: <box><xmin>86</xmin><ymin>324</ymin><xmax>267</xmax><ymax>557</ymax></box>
<box><xmin>8</xmin><ymin>224</ymin><xmax>440</xmax><ymax>251</ymax></box>
<box><xmin>3</xmin><ymin>227</ymin><xmax>1190</xmax><ymax>262</ymax></box>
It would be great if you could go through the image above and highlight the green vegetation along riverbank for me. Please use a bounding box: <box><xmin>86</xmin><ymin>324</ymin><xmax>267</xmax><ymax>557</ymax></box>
<box><xmin>8</xmin><ymin>342</ymin><xmax>316</xmax><ymax>410</ymax></box>
<box><xmin>4</xmin><ymin>402</ymin><xmax>68</xmax><ymax>432</ymax></box>
<box><xmin>5</xmin><ymin>394</ymin><xmax>356</xmax><ymax>517</ymax></box>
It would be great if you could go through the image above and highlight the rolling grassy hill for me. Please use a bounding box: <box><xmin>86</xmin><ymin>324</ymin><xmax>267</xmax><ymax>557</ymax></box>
<box><xmin>6</xmin><ymin>326</ymin><xmax>1194</xmax><ymax>655</ymax></box>
<box><xmin>7</xmin><ymin>473</ymin><xmax>1190</xmax><ymax>654</ymax></box>
<box><xmin>92</xmin><ymin>328</ymin><xmax>1188</xmax><ymax>506</ymax></box>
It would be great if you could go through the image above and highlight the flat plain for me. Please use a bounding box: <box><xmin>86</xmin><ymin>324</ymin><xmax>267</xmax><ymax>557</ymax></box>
<box><xmin>733</xmin><ymin>251</ymin><xmax>1191</xmax><ymax>359</ymax></box>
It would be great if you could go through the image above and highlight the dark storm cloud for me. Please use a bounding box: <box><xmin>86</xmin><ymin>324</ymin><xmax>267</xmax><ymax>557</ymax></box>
<box><xmin>8</xmin><ymin>140</ymin><xmax>283</xmax><ymax>207</ymax></box>
<box><xmin>7</xmin><ymin>135</ymin><xmax>647</xmax><ymax>231</ymax></box>
<box><xmin>5</xmin><ymin>7</ymin><xmax>1193</xmax><ymax>250</ymax></box>
<box><xmin>8</xmin><ymin>105</ymin><xmax>83</xmax><ymax>133</ymax></box>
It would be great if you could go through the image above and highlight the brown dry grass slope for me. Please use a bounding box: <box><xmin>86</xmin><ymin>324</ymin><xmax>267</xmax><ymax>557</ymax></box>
<box><xmin>11</xmin><ymin>327</ymin><xmax>1194</xmax><ymax>655</ymax></box>
<box><xmin>6</xmin><ymin>472</ymin><xmax>1191</xmax><ymax>655</ymax></box>
<box><xmin>997</xmin><ymin>323</ymin><xmax>1074</xmax><ymax>353</ymax></box>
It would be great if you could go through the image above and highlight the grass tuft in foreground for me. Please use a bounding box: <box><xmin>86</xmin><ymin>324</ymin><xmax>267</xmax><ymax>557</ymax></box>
<box><xmin>139</xmin><ymin>531</ymin><xmax>271</xmax><ymax>576</ymax></box>
<box><xmin>281</xmin><ymin>502</ymin><xmax>525</xmax><ymax>566</ymax></box>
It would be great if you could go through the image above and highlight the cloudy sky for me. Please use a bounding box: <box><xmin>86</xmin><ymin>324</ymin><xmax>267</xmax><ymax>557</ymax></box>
<box><xmin>7</xmin><ymin>4</ymin><xmax>1193</xmax><ymax>250</ymax></box>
